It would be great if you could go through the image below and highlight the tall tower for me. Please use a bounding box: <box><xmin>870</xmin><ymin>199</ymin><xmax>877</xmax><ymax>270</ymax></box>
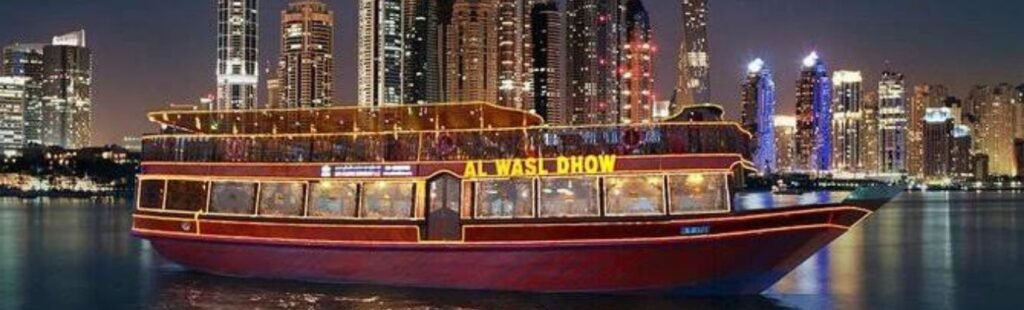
<box><xmin>0</xmin><ymin>77</ymin><xmax>28</xmax><ymax>155</ymax></box>
<box><xmin>621</xmin><ymin>0</ymin><xmax>655</xmax><ymax>124</ymax></box>
<box><xmin>404</xmin><ymin>0</ymin><xmax>443</xmax><ymax>104</ymax></box>
<box><xmin>922</xmin><ymin>107</ymin><xmax>955</xmax><ymax>179</ymax></box>
<box><xmin>968</xmin><ymin>84</ymin><xmax>1018</xmax><ymax>176</ymax></box>
<box><xmin>41</xmin><ymin>31</ymin><xmax>92</xmax><ymax>149</ymax></box>
<box><xmin>446</xmin><ymin>0</ymin><xmax>498</xmax><ymax>103</ymax></box>
<box><xmin>860</xmin><ymin>91</ymin><xmax>881</xmax><ymax>174</ymax></box>
<box><xmin>359</xmin><ymin>0</ymin><xmax>405</xmax><ymax>106</ymax></box>
<box><xmin>496</xmin><ymin>0</ymin><xmax>534</xmax><ymax>109</ymax></box>
<box><xmin>530</xmin><ymin>1</ymin><xmax>564</xmax><ymax>124</ymax></box>
<box><xmin>831</xmin><ymin>70</ymin><xmax>864</xmax><ymax>172</ymax></box>
<box><xmin>878</xmin><ymin>70</ymin><xmax>907</xmax><ymax>173</ymax></box>
<box><xmin>908</xmin><ymin>84</ymin><xmax>949</xmax><ymax>177</ymax></box>
<box><xmin>566</xmin><ymin>0</ymin><xmax>625</xmax><ymax>125</ymax></box>
<box><xmin>279</xmin><ymin>0</ymin><xmax>334</xmax><ymax>108</ymax></box>
<box><xmin>794</xmin><ymin>52</ymin><xmax>832</xmax><ymax>172</ymax></box>
<box><xmin>2</xmin><ymin>43</ymin><xmax>44</xmax><ymax>145</ymax></box>
<box><xmin>673</xmin><ymin>0</ymin><xmax>710</xmax><ymax>113</ymax></box>
<box><xmin>216</xmin><ymin>0</ymin><xmax>259</xmax><ymax>110</ymax></box>
<box><xmin>741</xmin><ymin>58</ymin><xmax>776</xmax><ymax>174</ymax></box>
<box><xmin>774</xmin><ymin>115</ymin><xmax>797</xmax><ymax>173</ymax></box>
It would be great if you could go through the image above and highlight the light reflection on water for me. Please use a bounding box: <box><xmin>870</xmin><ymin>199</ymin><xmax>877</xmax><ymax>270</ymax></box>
<box><xmin>2</xmin><ymin>192</ymin><xmax>1024</xmax><ymax>309</ymax></box>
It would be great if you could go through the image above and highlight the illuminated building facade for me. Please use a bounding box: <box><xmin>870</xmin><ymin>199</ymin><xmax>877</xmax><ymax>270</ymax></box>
<box><xmin>496</xmin><ymin>0</ymin><xmax>534</xmax><ymax>110</ymax></box>
<box><xmin>279</xmin><ymin>0</ymin><xmax>334</xmax><ymax>108</ymax></box>
<box><xmin>566</xmin><ymin>0</ymin><xmax>624</xmax><ymax>125</ymax></box>
<box><xmin>673</xmin><ymin>0</ymin><xmax>709</xmax><ymax>113</ymax></box>
<box><xmin>0</xmin><ymin>76</ymin><xmax>28</xmax><ymax>156</ymax></box>
<box><xmin>1016</xmin><ymin>139</ymin><xmax>1024</xmax><ymax>178</ymax></box>
<box><xmin>216</xmin><ymin>0</ymin><xmax>259</xmax><ymax>110</ymax></box>
<box><xmin>530</xmin><ymin>1</ymin><xmax>564</xmax><ymax>124</ymax></box>
<box><xmin>2</xmin><ymin>43</ymin><xmax>44</xmax><ymax>145</ymax></box>
<box><xmin>403</xmin><ymin>0</ymin><xmax>444</xmax><ymax>104</ymax></box>
<box><xmin>266</xmin><ymin>70</ymin><xmax>281</xmax><ymax>108</ymax></box>
<box><xmin>359</xmin><ymin>0</ymin><xmax>405</xmax><ymax>106</ymax></box>
<box><xmin>42</xmin><ymin>31</ymin><xmax>92</xmax><ymax>149</ymax></box>
<box><xmin>860</xmin><ymin>91</ymin><xmax>881</xmax><ymax>173</ymax></box>
<box><xmin>878</xmin><ymin>70</ymin><xmax>906</xmax><ymax>174</ymax></box>
<box><xmin>741</xmin><ymin>59</ymin><xmax>776</xmax><ymax>173</ymax></box>
<box><xmin>446</xmin><ymin>0</ymin><xmax>498</xmax><ymax>103</ymax></box>
<box><xmin>922</xmin><ymin>107</ymin><xmax>954</xmax><ymax>179</ymax></box>
<box><xmin>967</xmin><ymin>84</ymin><xmax>1018</xmax><ymax>176</ymax></box>
<box><xmin>831</xmin><ymin>70</ymin><xmax>863</xmax><ymax>172</ymax></box>
<box><xmin>621</xmin><ymin>0</ymin><xmax>655</xmax><ymax>124</ymax></box>
<box><xmin>951</xmin><ymin>125</ymin><xmax>973</xmax><ymax>178</ymax></box>
<box><xmin>1016</xmin><ymin>84</ymin><xmax>1024</xmax><ymax>140</ymax></box>
<box><xmin>794</xmin><ymin>52</ymin><xmax>832</xmax><ymax>172</ymax></box>
<box><xmin>774</xmin><ymin>116</ymin><xmax>796</xmax><ymax>173</ymax></box>
<box><xmin>908</xmin><ymin>84</ymin><xmax>949</xmax><ymax>178</ymax></box>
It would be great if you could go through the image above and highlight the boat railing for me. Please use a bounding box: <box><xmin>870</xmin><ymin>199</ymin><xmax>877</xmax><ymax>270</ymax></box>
<box><xmin>141</xmin><ymin>123</ymin><xmax>751</xmax><ymax>163</ymax></box>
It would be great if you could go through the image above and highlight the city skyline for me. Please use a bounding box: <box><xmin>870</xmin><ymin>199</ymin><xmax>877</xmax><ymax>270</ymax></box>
<box><xmin>0</xmin><ymin>0</ymin><xmax>1022</xmax><ymax>145</ymax></box>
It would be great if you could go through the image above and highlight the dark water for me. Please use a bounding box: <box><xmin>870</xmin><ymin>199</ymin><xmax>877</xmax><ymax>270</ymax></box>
<box><xmin>1</xmin><ymin>192</ymin><xmax>1023</xmax><ymax>309</ymax></box>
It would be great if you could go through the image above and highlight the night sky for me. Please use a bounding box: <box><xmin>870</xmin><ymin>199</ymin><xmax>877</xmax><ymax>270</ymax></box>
<box><xmin>1</xmin><ymin>0</ymin><xmax>1021</xmax><ymax>145</ymax></box>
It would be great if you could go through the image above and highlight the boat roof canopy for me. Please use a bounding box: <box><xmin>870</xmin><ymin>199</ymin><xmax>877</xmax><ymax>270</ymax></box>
<box><xmin>148</xmin><ymin>102</ymin><xmax>545</xmax><ymax>135</ymax></box>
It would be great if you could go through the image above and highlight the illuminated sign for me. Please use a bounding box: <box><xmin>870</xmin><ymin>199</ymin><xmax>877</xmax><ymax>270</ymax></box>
<box><xmin>464</xmin><ymin>155</ymin><xmax>617</xmax><ymax>178</ymax></box>
<box><xmin>321</xmin><ymin>165</ymin><xmax>414</xmax><ymax>178</ymax></box>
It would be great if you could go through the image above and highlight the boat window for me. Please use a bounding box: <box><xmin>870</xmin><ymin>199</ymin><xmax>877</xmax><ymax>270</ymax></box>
<box><xmin>138</xmin><ymin>179</ymin><xmax>166</xmax><ymax>209</ymax></box>
<box><xmin>539</xmin><ymin>177</ymin><xmax>600</xmax><ymax>218</ymax></box>
<box><xmin>605</xmin><ymin>176</ymin><xmax>666</xmax><ymax>217</ymax></box>
<box><xmin>308</xmin><ymin>182</ymin><xmax>359</xmax><ymax>218</ymax></box>
<box><xmin>669</xmin><ymin>174</ymin><xmax>730</xmax><ymax>214</ymax></box>
<box><xmin>361</xmin><ymin>182</ymin><xmax>415</xmax><ymax>219</ymax></box>
<box><xmin>475</xmin><ymin>178</ymin><xmax>535</xmax><ymax>219</ymax></box>
<box><xmin>259</xmin><ymin>182</ymin><xmax>307</xmax><ymax>217</ymax></box>
<box><xmin>165</xmin><ymin>180</ymin><xmax>208</xmax><ymax>212</ymax></box>
<box><xmin>209</xmin><ymin>182</ymin><xmax>257</xmax><ymax>215</ymax></box>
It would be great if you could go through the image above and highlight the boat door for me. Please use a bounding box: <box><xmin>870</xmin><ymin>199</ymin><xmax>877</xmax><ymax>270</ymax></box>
<box><xmin>426</xmin><ymin>174</ymin><xmax>462</xmax><ymax>241</ymax></box>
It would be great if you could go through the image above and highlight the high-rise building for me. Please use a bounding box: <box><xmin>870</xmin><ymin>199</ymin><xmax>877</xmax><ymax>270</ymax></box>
<box><xmin>861</xmin><ymin>91</ymin><xmax>881</xmax><ymax>174</ymax></box>
<box><xmin>621</xmin><ymin>0</ymin><xmax>655</xmax><ymax>124</ymax></box>
<box><xmin>566</xmin><ymin>0</ymin><xmax>624</xmax><ymax>125</ymax></box>
<box><xmin>741</xmin><ymin>59</ymin><xmax>776</xmax><ymax>173</ymax></box>
<box><xmin>496</xmin><ymin>0</ymin><xmax>534</xmax><ymax>110</ymax></box>
<box><xmin>446</xmin><ymin>0</ymin><xmax>498</xmax><ymax>102</ymax></box>
<box><xmin>951</xmin><ymin>125</ymin><xmax>973</xmax><ymax>179</ymax></box>
<box><xmin>42</xmin><ymin>31</ymin><xmax>92</xmax><ymax>149</ymax></box>
<box><xmin>922</xmin><ymin>107</ymin><xmax>955</xmax><ymax>179</ymax></box>
<box><xmin>530</xmin><ymin>1</ymin><xmax>564</xmax><ymax>124</ymax></box>
<box><xmin>2</xmin><ymin>43</ymin><xmax>44</xmax><ymax>145</ymax></box>
<box><xmin>673</xmin><ymin>0</ymin><xmax>709</xmax><ymax>113</ymax></box>
<box><xmin>266</xmin><ymin>70</ymin><xmax>282</xmax><ymax>108</ymax></box>
<box><xmin>831</xmin><ymin>70</ymin><xmax>863</xmax><ymax>172</ymax></box>
<box><xmin>1015</xmin><ymin>138</ymin><xmax>1024</xmax><ymax>178</ymax></box>
<box><xmin>1015</xmin><ymin>84</ymin><xmax>1024</xmax><ymax>140</ymax></box>
<box><xmin>0</xmin><ymin>76</ymin><xmax>29</xmax><ymax>156</ymax></box>
<box><xmin>794</xmin><ymin>52</ymin><xmax>832</xmax><ymax>172</ymax></box>
<box><xmin>216</xmin><ymin>0</ymin><xmax>259</xmax><ymax>110</ymax></box>
<box><xmin>878</xmin><ymin>70</ymin><xmax>907</xmax><ymax>174</ymax></box>
<box><xmin>404</xmin><ymin>0</ymin><xmax>444</xmax><ymax>104</ymax></box>
<box><xmin>968</xmin><ymin>84</ymin><xmax>1018</xmax><ymax>176</ymax></box>
<box><xmin>359</xmin><ymin>0</ymin><xmax>405</xmax><ymax>106</ymax></box>
<box><xmin>908</xmin><ymin>84</ymin><xmax>948</xmax><ymax>178</ymax></box>
<box><xmin>279</xmin><ymin>0</ymin><xmax>334</xmax><ymax>108</ymax></box>
<box><xmin>774</xmin><ymin>115</ymin><xmax>797</xmax><ymax>173</ymax></box>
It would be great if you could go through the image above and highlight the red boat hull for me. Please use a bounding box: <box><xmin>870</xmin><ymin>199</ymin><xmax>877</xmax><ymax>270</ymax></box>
<box><xmin>138</xmin><ymin>205</ymin><xmax>868</xmax><ymax>294</ymax></box>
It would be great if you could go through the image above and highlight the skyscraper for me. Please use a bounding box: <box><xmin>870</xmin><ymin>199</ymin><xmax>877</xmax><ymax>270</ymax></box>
<box><xmin>530</xmin><ymin>1</ymin><xmax>564</xmax><ymax>124</ymax></box>
<box><xmin>831</xmin><ymin>71</ymin><xmax>864</xmax><ymax>172</ymax></box>
<box><xmin>741</xmin><ymin>58</ymin><xmax>776</xmax><ymax>173</ymax></box>
<box><xmin>404</xmin><ymin>0</ymin><xmax>444</xmax><ymax>104</ymax></box>
<box><xmin>908</xmin><ymin>84</ymin><xmax>949</xmax><ymax>178</ymax></box>
<box><xmin>2</xmin><ymin>43</ymin><xmax>44</xmax><ymax>145</ymax></box>
<box><xmin>359</xmin><ymin>0</ymin><xmax>405</xmax><ymax>106</ymax></box>
<box><xmin>673</xmin><ymin>0</ymin><xmax>710</xmax><ymax>113</ymax></box>
<box><xmin>968</xmin><ymin>84</ymin><xmax>1018</xmax><ymax>176</ymax></box>
<box><xmin>216</xmin><ymin>0</ymin><xmax>259</xmax><ymax>110</ymax></box>
<box><xmin>42</xmin><ymin>31</ymin><xmax>92</xmax><ymax>149</ymax></box>
<box><xmin>794</xmin><ymin>52</ymin><xmax>832</xmax><ymax>172</ymax></box>
<box><xmin>774</xmin><ymin>115</ymin><xmax>797</xmax><ymax>173</ymax></box>
<box><xmin>951</xmin><ymin>125</ymin><xmax>973</xmax><ymax>179</ymax></box>
<box><xmin>878</xmin><ymin>70</ymin><xmax>907</xmax><ymax>174</ymax></box>
<box><xmin>566</xmin><ymin>0</ymin><xmax>624</xmax><ymax>125</ymax></box>
<box><xmin>279</xmin><ymin>0</ymin><xmax>334</xmax><ymax>108</ymax></box>
<box><xmin>621</xmin><ymin>0</ymin><xmax>655</xmax><ymax>124</ymax></box>
<box><xmin>496</xmin><ymin>0</ymin><xmax>534</xmax><ymax>110</ymax></box>
<box><xmin>446</xmin><ymin>0</ymin><xmax>498</xmax><ymax>102</ymax></box>
<box><xmin>0</xmin><ymin>76</ymin><xmax>28</xmax><ymax>155</ymax></box>
<box><xmin>860</xmin><ymin>91</ymin><xmax>881</xmax><ymax>174</ymax></box>
<box><xmin>922</xmin><ymin>107</ymin><xmax>955</xmax><ymax>179</ymax></box>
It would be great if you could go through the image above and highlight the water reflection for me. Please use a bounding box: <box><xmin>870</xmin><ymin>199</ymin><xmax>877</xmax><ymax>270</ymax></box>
<box><xmin>3</xmin><ymin>192</ymin><xmax>1024</xmax><ymax>309</ymax></box>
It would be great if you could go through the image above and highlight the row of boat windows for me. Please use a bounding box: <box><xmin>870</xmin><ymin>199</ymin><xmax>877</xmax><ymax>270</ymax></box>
<box><xmin>137</xmin><ymin>174</ymin><xmax>731</xmax><ymax>220</ymax></box>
